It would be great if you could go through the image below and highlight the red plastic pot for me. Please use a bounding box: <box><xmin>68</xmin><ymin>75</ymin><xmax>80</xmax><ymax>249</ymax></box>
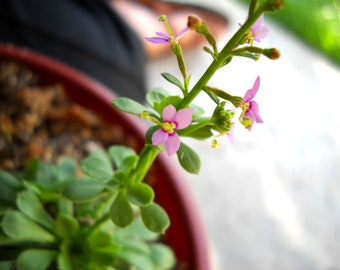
<box><xmin>0</xmin><ymin>43</ymin><xmax>212</xmax><ymax>270</ymax></box>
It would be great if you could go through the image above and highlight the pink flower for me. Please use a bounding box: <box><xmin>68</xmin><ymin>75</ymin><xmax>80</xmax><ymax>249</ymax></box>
<box><xmin>152</xmin><ymin>105</ymin><xmax>194</xmax><ymax>156</ymax></box>
<box><xmin>239</xmin><ymin>15</ymin><xmax>269</xmax><ymax>43</ymax></box>
<box><xmin>250</xmin><ymin>15</ymin><xmax>269</xmax><ymax>42</ymax></box>
<box><xmin>145</xmin><ymin>26</ymin><xmax>188</xmax><ymax>44</ymax></box>
<box><xmin>226</xmin><ymin>125</ymin><xmax>235</xmax><ymax>143</ymax></box>
<box><xmin>240</xmin><ymin>76</ymin><xmax>263</xmax><ymax>130</ymax></box>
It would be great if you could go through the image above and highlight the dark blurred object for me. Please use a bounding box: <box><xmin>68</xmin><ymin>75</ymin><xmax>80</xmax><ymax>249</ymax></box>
<box><xmin>0</xmin><ymin>0</ymin><xmax>147</xmax><ymax>102</ymax></box>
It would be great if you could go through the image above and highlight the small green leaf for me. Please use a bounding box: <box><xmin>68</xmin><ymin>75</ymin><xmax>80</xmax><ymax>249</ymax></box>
<box><xmin>176</xmin><ymin>142</ymin><xmax>201</xmax><ymax>174</ymax></box>
<box><xmin>146</xmin><ymin>88</ymin><xmax>169</xmax><ymax>109</ymax></box>
<box><xmin>0</xmin><ymin>183</ymin><xmax>18</xmax><ymax>205</ymax></box>
<box><xmin>110</xmin><ymin>191</ymin><xmax>134</xmax><ymax>227</ymax></box>
<box><xmin>63</xmin><ymin>177</ymin><xmax>105</xmax><ymax>202</ymax></box>
<box><xmin>57</xmin><ymin>241</ymin><xmax>73</xmax><ymax>270</ymax></box>
<box><xmin>24</xmin><ymin>160</ymin><xmax>63</xmax><ymax>192</ymax></box>
<box><xmin>184</xmin><ymin>126</ymin><xmax>213</xmax><ymax>140</ymax></box>
<box><xmin>154</xmin><ymin>95</ymin><xmax>182</xmax><ymax>115</ymax></box>
<box><xmin>108</xmin><ymin>146</ymin><xmax>137</xmax><ymax>170</ymax></box>
<box><xmin>127</xmin><ymin>183</ymin><xmax>154</xmax><ymax>206</ymax></box>
<box><xmin>140</xmin><ymin>203</ymin><xmax>170</xmax><ymax>233</ymax></box>
<box><xmin>114</xmin><ymin>217</ymin><xmax>158</xmax><ymax>241</ymax></box>
<box><xmin>161</xmin><ymin>72</ymin><xmax>184</xmax><ymax>91</ymax></box>
<box><xmin>57</xmin><ymin>157</ymin><xmax>77</xmax><ymax>181</ymax></box>
<box><xmin>150</xmin><ymin>243</ymin><xmax>176</xmax><ymax>269</ymax></box>
<box><xmin>145</xmin><ymin>126</ymin><xmax>160</xmax><ymax>145</ymax></box>
<box><xmin>0</xmin><ymin>170</ymin><xmax>22</xmax><ymax>206</ymax></box>
<box><xmin>81</xmin><ymin>156</ymin><xmax>113</xmax><ymax>181</ymax></box>
<box><xmin>17</xmin><ymin>249</ymin><xmax>57</xmax><ymax>270</ymax></box>
<box><xmin>0</xmin><ymin>170</ymin><xmax>22</xmax><ymax>189</ymax></box>
<box><xmin>54</xmin><ymin>213</ymin><xmax>79</xmax><ymax>239</ymax></box>
<box><xmin>112</xmin><ymin>97</ymin><xmax>149</xmax><ymax>115</ymax></box>
<box><xmin>113</xmin><ymin>249</ymin><xmax>154</xmax><ymax>270</ymax></box>
<box><xmin>16</xmin><ymin>190</ymin><xmax>54</xmax><ymax>230</ymax></box>
<box><xmin>2</xmin><ymin>210</ymin><xmax>55</xmax><ymax>242</ymax></box>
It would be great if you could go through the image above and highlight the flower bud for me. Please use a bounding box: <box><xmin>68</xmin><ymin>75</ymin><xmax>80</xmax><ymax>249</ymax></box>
<box><xmin>211</xmin><ymin>102</ymin><xmax>234</xmax><ymax>132</ymax></box>
<box><xmin>264</xmin><ymin>0</ymin><xmax>284</xmax><ymax>11</ymax></box>
<box><xmin>187</xmin><ymin>14</ymin><xmax>203</xmax><ymax>30</ymax></box>
<box><xmin>263</xmin><ymin>48</ymin><xmax>281</xmax><ymax>59</ymax></box>
<box><xmin>158</xmin><ymin>15</ymin><xmax>167</xmax><ymax>22</ymax></box>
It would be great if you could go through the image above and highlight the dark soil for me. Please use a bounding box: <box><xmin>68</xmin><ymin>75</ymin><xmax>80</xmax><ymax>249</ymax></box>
<box><xmin>0</xmin><ymin>60</ymin><xmax>137</xmax><ymax>171</ymax></box>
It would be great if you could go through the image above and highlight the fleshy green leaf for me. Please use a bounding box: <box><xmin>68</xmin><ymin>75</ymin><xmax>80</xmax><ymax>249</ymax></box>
<box><xmin>57</xmin><ymin>241</ymin><xmax>73</xmax><ymax>270</ymax></box>
<box><xmin>113</xmin><ymin>249</ymin><xmax>154</xmax><ymax>270</ymax></box>
<box><xmin>145</xmin><ymin>126</ymin><xmax>160</xmax><ymax>145</ymax></box>
<box><xmin>54</xmin><ymin>213</ymin><xmax>79</xmax><ymax>239</ymax></box>
<box><xmin>0</xmin><ymin>183</ymin><xmax>18</xmax><ymax>205</ymax></box>
<box><xmin>108</xmin><ymin>146</ymin><xmax>137</xmax><ymax>170</ymax></box>
<box><xmin>154</xmin><ymin>95</ymin><xmax>182</xmax><ymax>115</ymax></box>
<box><xmin>24</xmin><ymin>160</ymin><xmax>63</xmax><ymax>192</ymax></box>
<box><xmin>17</xmin><ymin>249</ymin><xmax>57</xmax><ymax>270</ymax></box>
<box><xmin>161</xmin><ymin>72</ymin><xmax>184</xmax><ymax>92</ymax></box>
<box><xmin>110</xmin><ymin>191</ymin><xmax>134</xmax><ymax>227</ymax></box>
<box><xmin>16</xmin><ymin>190</ymin><xmax>54</xmax><ymax>230</ymax></box>
<box><xmin>2</xmin><ymin>210</ymin><xmax>55</xmax><ymax>242</ymax></box>
<box><xmin>57</xmin><ymin>157</ymin><xmax>77</xmax><ymax>182</ymax></box>
<box><xmin>177</xmin><ymin>142</ymin><xmax>201</xmax><ymax>174</ymax></box>
<box><xmin>62</xmin><ymin>177</ymin><xmax>105</xmax><ymax>202</ymax></box>
<box><xmin>140</xmin><ymin>203</ymin><xmax>170</xmax><ymax>233</ymax></box>
<box><xmin>81</xmin><ymin>155</ymin><xmax>113</xmax><ymax>181</ymax></box>
<box><xmin>0</xmin><ymin>170</ymin><xmax>22</xmax><ymax>205</ymax></box>
<box><xmin>112</xmin><ymin>97</ymin><xmax>149</xmax><ymax>115</ymax></box>
<box><xmin>126</xmin><ymin>183</ymin><xmax>154</xmax><ymax>206</ymax></box>
<box><xmin>0</xmin><ymin>170</ymin><xmax>22</xmax><ymax>189</ymax></box>
<box><xmin>150</xmin><ymin>243</ymin><xmax>176</xmax><ymax>269</ymax></box>
<box><xmin>113</xmin><ymin>217</ymin><xmax>159</xmax><ymax>241</ymax></box>
<box><xmin>146</xmin><ymin>88</ymin><xmax>169</xmax><ymax>109</ymax></box>
<box><xmin>183</xmin><ymin>126</ymin><xmax>214</xmax><ymax>140</ymax></box>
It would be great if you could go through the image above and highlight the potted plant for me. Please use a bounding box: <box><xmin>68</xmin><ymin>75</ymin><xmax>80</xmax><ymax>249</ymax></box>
<box><xmin>0</xmin><ymin>1</ymin><xmax>283</xmax><ymax>269</ymax></box>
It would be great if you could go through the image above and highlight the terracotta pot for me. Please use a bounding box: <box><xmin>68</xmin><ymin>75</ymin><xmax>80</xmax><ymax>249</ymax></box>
<box><xmin>0</xmin><ymin>43</ymin><xmax>212</xmax><ymax>270</ymax></box>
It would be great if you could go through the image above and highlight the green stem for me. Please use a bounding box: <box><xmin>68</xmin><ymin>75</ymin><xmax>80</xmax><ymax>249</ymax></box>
<box><xmin>177</xmin><ymin>4</ymin><xmax>266</xmax><ymax>109</ymax></box>
<box><xmin>177</xmin><ymin>119</ymin><xmax>211</xmax><ymax>136</ymax></box>
<box><xmin>131</xmin><ymin>145</ymin><xmax>160</xmax><ymax>183</ymax></box>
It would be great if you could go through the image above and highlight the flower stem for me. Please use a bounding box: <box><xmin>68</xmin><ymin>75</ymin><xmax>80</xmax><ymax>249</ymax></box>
<box><xmin>132</xmin><ymin>145</ymin><xmax>160</xmax><ymax>183</ymax></box>
<box><xmin>177</xmin><ymin>4</ymin><xmax>266</xmax><ymax>109</ymax></box>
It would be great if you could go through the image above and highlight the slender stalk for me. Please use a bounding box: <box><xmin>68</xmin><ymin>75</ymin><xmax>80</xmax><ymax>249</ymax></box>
<box><xmin>177</xmin><ymin>4</ymin><xmax>266</xmax><ymax>109</ymax></box>
<box><xmin>131</xmin><ymin>145</ymin><xmax>160</xmax><ymax>183</ymax></box>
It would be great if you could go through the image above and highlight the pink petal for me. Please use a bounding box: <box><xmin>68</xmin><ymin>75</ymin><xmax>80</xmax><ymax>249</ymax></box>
<box><xmin>144</xmin><ymin>37</ymin><xmax>169</xmax><ymax>44</ymax></box>
<box><xmin>226</xmin><ymin>125</ymin><xmax>235</xmax><ymax>143</ymax></box>
<box><xmin>175</xmin><ymin>26</ymin><xmax>189</xmax><ymax>40</ymax></box>
<box><xmin>248</xmin><ymin>101</ymin><xmax>263</xmax><ymax>123</ymax></box>
<box><xmin>162</xmin><ymin>105</ymin><xmax>177</xmax><ymax>122</ymax></box>
<box><xmin>165</xmin><ymin>132</ymin><xmax>180</xmax><ymax>156</ymax></box>
<box><xmin>174</xmin><ymin>108</ymin><xmax>194</xmax><ymax>129</ymax></box>
<box><xmin>242</xmin><ymin>76</ymin><xmax>260</xmax><ymax>103</ymax></box>
<box><xmin>254</xmin><ymin>26</ymin><xmax>269</xmax><ymax>42</ymax></box>
<box><xmin>152</xmin><ymin>128</ymin><xmax>168</xmax><ymax>145</ymax></box>
<box><xmin>156</xmin><ymin>32</ymin><xmax>171</xmax><ymax>39</ymax></box>
<box><xmin>251</xmin><ymin>15</ymin><xmax>264</xmax><ymax>32</ymax></box>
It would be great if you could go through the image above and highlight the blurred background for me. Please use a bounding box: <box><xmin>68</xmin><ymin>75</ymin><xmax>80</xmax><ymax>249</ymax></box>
<box><xmin>144</xmin><ymin>0</ymin><xmax>340</xmax><ymax>269</ymax></box>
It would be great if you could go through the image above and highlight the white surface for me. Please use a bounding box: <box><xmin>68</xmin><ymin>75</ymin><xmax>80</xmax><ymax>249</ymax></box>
<box><xmin>146</xmin><ymin>1</ymin><xmax>340</xmax><ymax>269</ymax></box>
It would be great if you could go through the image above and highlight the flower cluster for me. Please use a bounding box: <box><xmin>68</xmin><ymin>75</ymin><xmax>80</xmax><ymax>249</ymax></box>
<box><xmin>141</xmin><ymin>12</ymin><xmax>273</xmax><ymax>154</ymax></box>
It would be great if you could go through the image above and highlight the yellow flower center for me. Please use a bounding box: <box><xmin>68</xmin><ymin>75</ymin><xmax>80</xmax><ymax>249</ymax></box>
<box><xmin>162</xmin><ymin>122</ymin><xmax>176</xmax><ymax>134</ymax></box>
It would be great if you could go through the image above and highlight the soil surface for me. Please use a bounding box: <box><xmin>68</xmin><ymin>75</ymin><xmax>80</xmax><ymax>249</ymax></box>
<box><xmin>0</xmin><ymin>60</ymin><xmax>137</xmax><ymax>171</ymax></box>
